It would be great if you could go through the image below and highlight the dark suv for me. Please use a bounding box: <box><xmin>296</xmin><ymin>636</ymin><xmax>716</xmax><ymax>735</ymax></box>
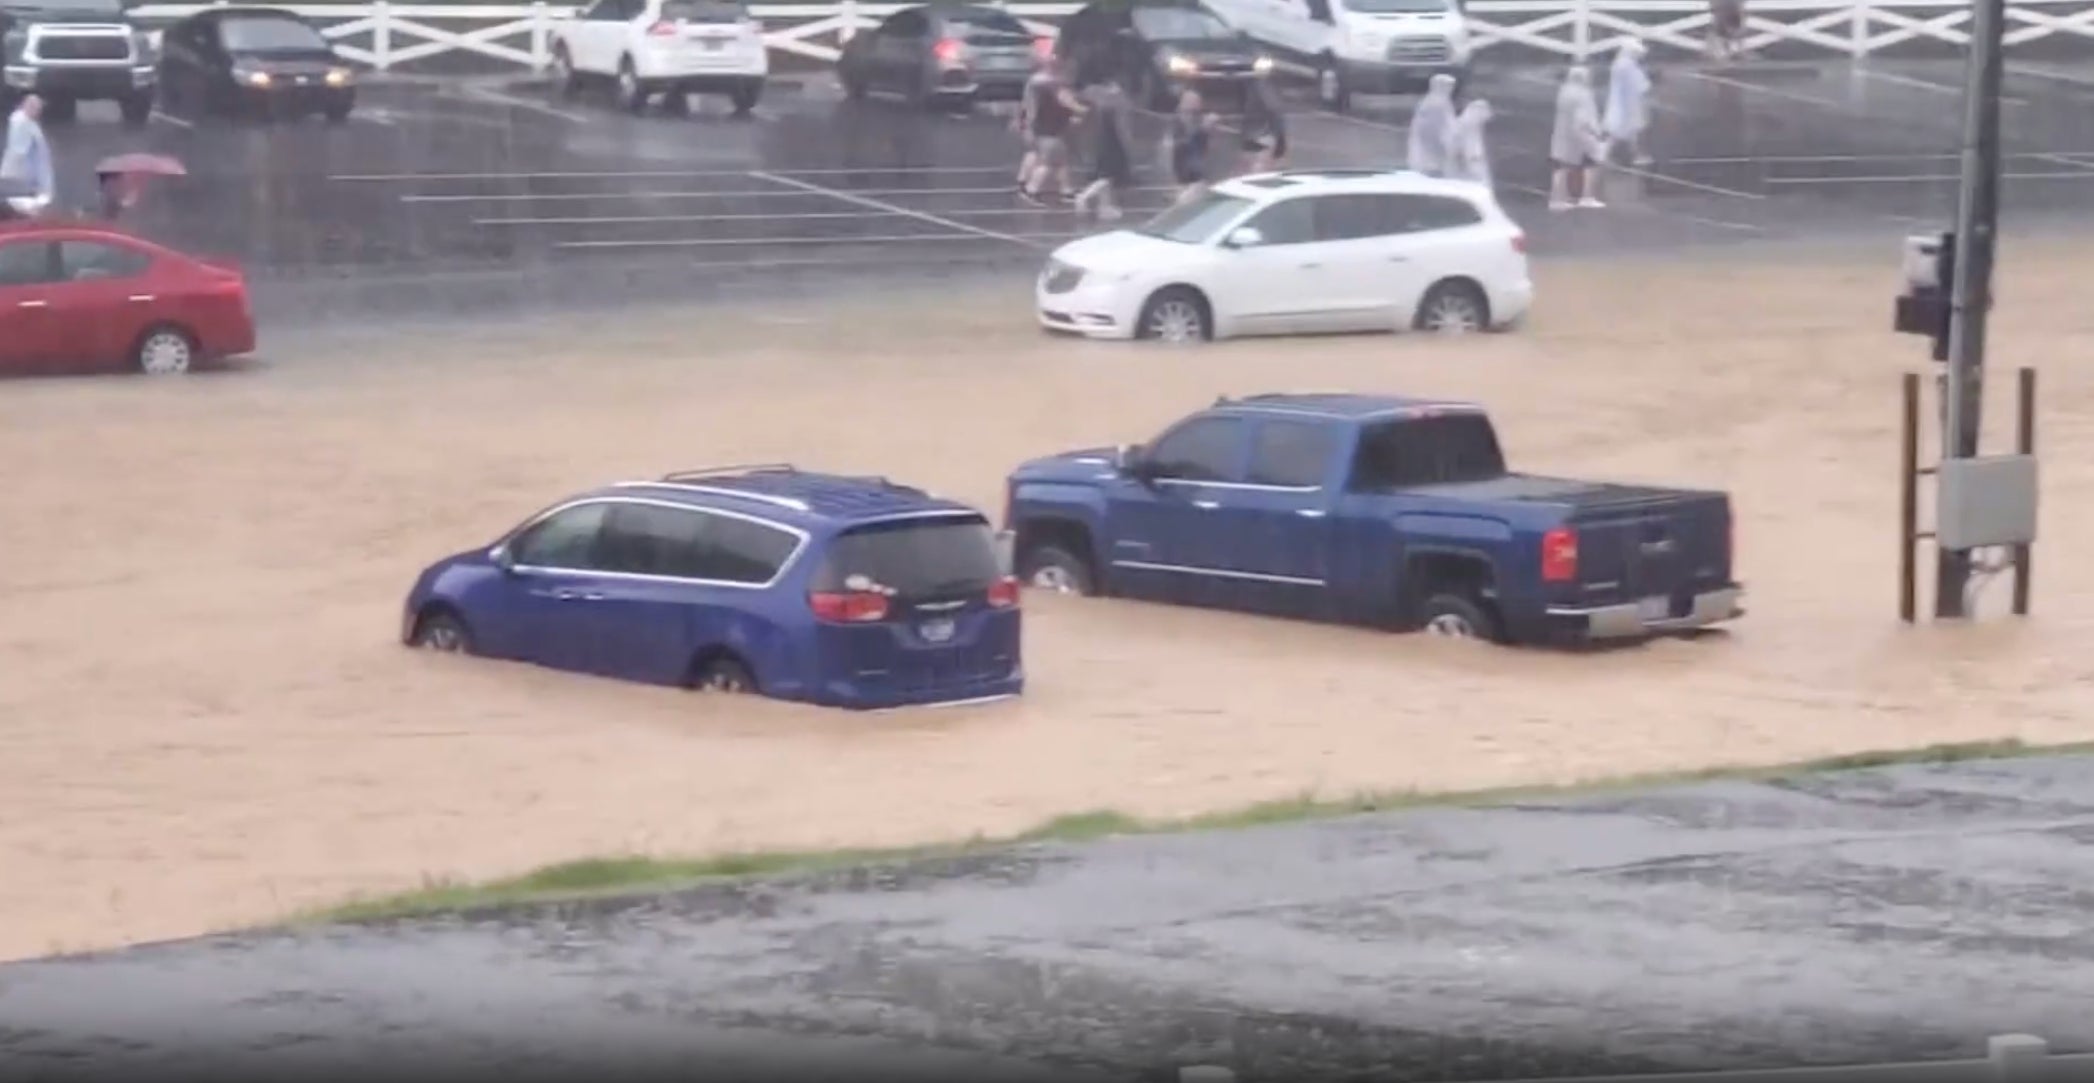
<box><xmin>1</xmin><ymin>0</ymin><xmax>155</xmax><ymax>125</ymax></box>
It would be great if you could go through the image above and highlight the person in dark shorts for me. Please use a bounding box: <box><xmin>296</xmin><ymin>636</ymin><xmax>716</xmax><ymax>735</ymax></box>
<box><xmin>1020</xmin><ymin>61</ymin><xmax>1086</xmax><ymax>206</ymax></box>
<box><xmin>1168</xmin><ymin>89</ymin><xmax>1216</xmax><ymax>204</ymax></box>
<box><xmin>1239</xmin><ymin>79</ymin><xmax>1288</xmax><ymax>174</ymax></box>
<box><xmin>1073</xmin><ymin>78</ymin><xmax>1136</xmax><ymax>221</ymax></box>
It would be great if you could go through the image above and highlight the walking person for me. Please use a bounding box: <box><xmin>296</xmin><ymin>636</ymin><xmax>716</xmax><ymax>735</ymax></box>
<box><xmin>1708</xmin><ymin>0</ymin><xmax>1745</xmax><ymax>60</ymax></box>
<box><xmin>1238</xmin><ymin>78</ymin><xmax>1288</xmax><ymax>174</ymax></box>
<box><xmin>1167</xmin><ymin>88</ymin><xmax>1216</xmax><ymax>205</ymax></box>
<box><xmin>0</xmin><ymin>94</ymin><xmax>54</xmax><ymax>220</ymax></box>
<box><xmin>1604</xmin><ymin>39</ymin><xmax>1654</xmax><ymax>167</ymax></box>
<box><xmin>1549</xmin><ymin>66</ymin><xmax>1607</xmax><ymax>210</ymax></box>
<box><xmin>1073</xmin><ymin>77</ymin><xmax>1136</xmax><ymax>221</ymax></box>
<box><xmin>1405</xmin><ymin>73</ymin><xmax>1458</xmax><ymax>177</ymax></box>
<box><xmin>1445</xmin><ymin>98</ymin><xmax>1494</xmax><ymax>188</ymax></box>
<box><xmin>1020</xmin><ymin>60</ymin><xmax>1085</xmax><ymax>206</ymax></box>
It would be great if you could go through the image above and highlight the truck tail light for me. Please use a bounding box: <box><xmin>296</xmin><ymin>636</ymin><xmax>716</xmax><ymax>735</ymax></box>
<box><xmin>933</xmin><ymin>36</ymin><xmax>964</xmax><ymax>64</ymax></box>
<box><xmin>648</xmin><ymin>19</ymin><xmax>678</xmax><ymax>35</ymax></box>
<box><xmin>986</xmin><ymin>575</ymin><xmax>1020</xmax><ymax>609</ymax></box>
<box><xmin>809</xmin><ymin>590</ymin><xmax>889</xmax><ymax>623</ymax></box>
<box><xmin>1032</xmin><ymin>36</ymin><xmax>1054</xmax><ymax>62</ymax></box>
<box><xmin>1540</xmin><ymin>526</ymin><xmax>1578</xmax><ymax>583</ymax></box>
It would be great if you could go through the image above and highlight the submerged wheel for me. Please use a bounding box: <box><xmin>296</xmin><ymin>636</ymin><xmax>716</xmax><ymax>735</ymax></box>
<box><xmin>412</xmin><ymin>608</ymin><xmax>474</xmax><ymax>653</ymax></box>
<box><xmin>1018</xmin><ymin>544</ymin><xmax>1095</xmax><ymax>596</ymax></box>
<box><xmin>1414</xmin><ymin>279</ymin><xmax>1490</xmax><ymax>334</ymax></box>
<box><xmin>1135</xmin><ymin>286</ymin><xmax>1211</xmax><ymax>344</ymax></box>
<box><xmin>692</xmin><ymin>656</ymin><xmax>756</xmax><ymax>693</ymax></box>
<box><xmin>1416</xmin><ymin>592</ymin><xmax>1502</xmax><ymax>643</ymax></box>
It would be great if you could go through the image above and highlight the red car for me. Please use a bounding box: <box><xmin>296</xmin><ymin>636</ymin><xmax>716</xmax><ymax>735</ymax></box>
<box><xmin>0</xmin><ymin>220</ymin><xmax>256</xmax><ymax>376</ymax></box>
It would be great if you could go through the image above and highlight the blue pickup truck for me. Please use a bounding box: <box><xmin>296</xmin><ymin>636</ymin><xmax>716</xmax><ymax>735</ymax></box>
<box><xmin>1000</xmin><ymin>392</ymin><xmax>1743</xmax><ymax>645</ymax></box>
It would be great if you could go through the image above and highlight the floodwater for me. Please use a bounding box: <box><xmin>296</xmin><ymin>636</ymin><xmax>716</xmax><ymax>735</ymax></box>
<box><xmin>4</xmin><ymin>241</ymin><xmax>2093</xmax><ymax>962</ymax></box>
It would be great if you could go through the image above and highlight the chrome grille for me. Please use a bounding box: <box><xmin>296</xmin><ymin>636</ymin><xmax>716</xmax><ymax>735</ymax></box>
<box><xmin>31</xmin><ymin>34</ymin><xmax>133</xmax><ymax>61</ymax></box>
<box><xmin>1386</xmin><ymin>36</ymin><xmax>1451</xmax><ymax>63</ymax></box>
<box><xmin>1042</xmin><ymin>263</ymin><xmax>1084</xmax><ymax>294</ymax></box>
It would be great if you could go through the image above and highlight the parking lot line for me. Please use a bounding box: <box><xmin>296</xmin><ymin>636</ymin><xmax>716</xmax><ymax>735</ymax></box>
<box><xmin>752</xmin><ymin>171</ymin><xmax>1041</xmax><ymax>249</ymax></box>
<box><xmin>1764</xmin><ymin>169</ymin><xmax>2094</xmax><ymax>185</ymax></box>
<box><xmin>1678</xmin><ymin>69</ymin><xmax>1854</xmax><ymax>111</ymax></box>
<box><xmin>478</xmin><ymin>203</ymin><xmax>1173</xmax><ymax>226</ymax></box>
<box><xmin>1853</xmin><ymin>66</ymin><xmax>2028</xmax><ymax>107</ymax></box>
<box><xmin>451</xmin><ymin>84</ymin><xmax>597</xmax><ymax>125</ymax></box>
<box><xmin>554</xmin><ymin>230</ymin><xmax>1069</xmax><ymax>250</ymax></box>
<box><xmin>400</xmin><ymin>183</ymin><xmax>1117</xmax><ymax>204</ymax></box>
<box><xmin>332</xmin><ymin>165</ymin><xmax>1029</xmax><ymax>183</ymax></box>
<box><xmin>149</xmin><ymin>110</ymin><xmax>193</xmax><ymax>130</ymax></box>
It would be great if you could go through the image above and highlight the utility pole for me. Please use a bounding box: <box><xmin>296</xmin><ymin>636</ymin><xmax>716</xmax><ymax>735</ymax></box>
<box><xmin>1935</xmin><ymin>0</ymin><xmax>2007</xmax><ymax>618</ymax></box>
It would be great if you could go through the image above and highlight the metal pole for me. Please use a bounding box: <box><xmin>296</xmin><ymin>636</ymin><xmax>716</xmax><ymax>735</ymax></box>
<box><xmin>1935</xmin><ymin>0</ymin><xmax>2007</xmax><ymax>618</ymax></box>
<box><xmin>1900</xmin><ymin>372</ymin><xmax>1919</xmax><ymax>623</ymax></box>
<box><xmin>2012</xmin><ymin>366</ymin><xmax>2034</xmax><ymax>615</ymax></box>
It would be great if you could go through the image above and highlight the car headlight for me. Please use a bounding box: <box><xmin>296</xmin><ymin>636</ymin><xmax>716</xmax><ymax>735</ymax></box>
<box><xmin>1164</xmin><ymin>52</ymin><xmax>1197</xmax><ymax>76</ymax></box>
<box><xmin>324</xmin><ymin>66</ymin><xmax>352</xmax><ymax>86</ymax></box>
<box><xmin>1252</xmin><ymin>54</ymin><xmax>1273</xmax><ymax>75</ymax></box>
<box><xmin>235</xmin><ymin>66</ymin><xmax>272</xmax><ymax>87</ymax></box>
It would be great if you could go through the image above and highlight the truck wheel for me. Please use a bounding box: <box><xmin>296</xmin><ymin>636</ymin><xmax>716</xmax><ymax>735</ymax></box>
<box><xmin>1417</xmin><ymin>592</ymin><xmax>1503</xmax><ymax>643</ymax></box>
<box><xmin>1315</xmin><ymin>55</ymin><xmax>1349</xmax><ymax>113</ymax></box>
<box><xmin>120</xmin><ymin>92</ymin><xmax>153</xmax><ymax>127</ymax></box>
<box><xmin>1019</xmin><ymin>545</ymin><xmax>1095</xmax><ymax>596</ymax></box>
<box><xmin>1135</xmin><ymin>286</ymin><xmax>1211</xmax><ymax>343</ymax></box>
<box><xmin>1414</xmin><ymin>279</ymin><xmax>1489</xmax><ymax>334</ymax></box>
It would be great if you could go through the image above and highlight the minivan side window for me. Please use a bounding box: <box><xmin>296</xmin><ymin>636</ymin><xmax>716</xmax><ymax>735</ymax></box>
<box><xmin>1144</xmin><ymin>416</ymin><xmax>1249</xmax><ymax>482</ymax></box>
<box><xmin>1304</xmin><ymin>0</ymin><xmax>1334</xmax><ymax>22</ymax></box>
<box><xmin>510</xmin><ymin>503</ymin><xmax>611</xmax><ymax>569</ymax></box>
<box><xmin>597</xmin><ymin>502</ymin><xmax>711</xmax><ymax>577</ymax></box>
<box><xmin>1247</xmin><ymin>420</ymin><xmax>1338</xmax><ymax>488</ymax></box>
<box><xmin>696</xmin><ymin>514</ymin><xmax>800</xmax><ymax>585</ymax></box>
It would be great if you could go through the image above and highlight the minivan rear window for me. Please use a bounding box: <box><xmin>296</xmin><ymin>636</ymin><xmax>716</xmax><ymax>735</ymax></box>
<box><xmin>662</xmin><ymin>0</ymin><xmax>746</xmax><ymax>21</ymax></box>
<box><xmin>814</xmin><ymin>517</ymin><xmax>1002</xmax><ymax>597</ymax></box>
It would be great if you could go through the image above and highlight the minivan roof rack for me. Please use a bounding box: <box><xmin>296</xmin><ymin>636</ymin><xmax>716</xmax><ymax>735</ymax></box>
<box><xmin>661</xmin><ymin>463</ymin><xmax>796</xmax><ymax>482</ymax></box>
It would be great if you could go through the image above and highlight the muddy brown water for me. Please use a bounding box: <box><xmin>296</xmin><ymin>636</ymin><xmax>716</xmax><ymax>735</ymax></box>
<box><xmin>5</xmin><ymin>244</ymin><xmax>2094</xmax><ymax>961</ymax></box>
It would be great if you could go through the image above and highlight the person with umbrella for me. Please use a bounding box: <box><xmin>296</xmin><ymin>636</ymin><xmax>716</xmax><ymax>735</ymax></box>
<box><xmin>0</xmin><ymin>95</ymin><xmax>54</xmax><ymax>220</ymax></box>
<box><xmin>89</xmin><ymin>153</ymin><xmax>186</xmax><ymax>222</ymax></box>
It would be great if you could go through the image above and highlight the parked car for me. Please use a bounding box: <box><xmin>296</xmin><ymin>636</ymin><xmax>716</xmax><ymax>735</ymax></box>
<box><xmin>838</xmin><ymin>3</ymin><xmax>1047</xmax><ymax>107</ymax></box>
<box><xmin>1037</xmin><ymin>168</ymin><xmax>1529</xmax><ymax>343</ymax></box>
<box><xmin>550</xmin><ymin>0</ymin><xmax>768</xmax><ymax>116</ymax></box>
<box><xmin>1055</xmin><ymin>0</ymin><xmax>1270</xmax><ymax>110</ymax></box>
<box><xmin>156</xmin><ymin>6</ymin><xmax>355</xmax><ymax>123</ymax></box>
<box><xmin>0</xmin><ymin>219</ymin><xmax>254</xmax><ymax>375</ymax></box>
<box><xmin>403</xmin><ymin>466</ymin><xmax>1025</xmax><ymax>710</ymax></box>
<box><xmin>1203</xmin><ymin>0</ymin><xmax>1470</xmax><ymax>112</ymax></box>
<box><xmin>1001</xmin><ymin>393</ymin><xmax>1743</xmax><ymax>646</ymax></box>
<box><xmin>0</xmin><ymin>0</ymin><xmax>157</xmax><ymax>125</ymax></box>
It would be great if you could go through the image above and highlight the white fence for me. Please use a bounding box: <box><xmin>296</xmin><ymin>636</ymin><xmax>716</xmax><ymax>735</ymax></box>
<box><xmin>130</xmin><ymin>0</ymin><xmax>2094</xmax><ymax>73</ymax></box>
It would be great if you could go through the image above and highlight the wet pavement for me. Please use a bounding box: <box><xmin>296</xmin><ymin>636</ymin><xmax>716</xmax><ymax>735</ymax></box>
<box><xmin>7</xmin><ymin>755</ymin><xmax>2094</xmax><ymax>1082</ymax></box>
<box><xmin>30</xmin><ymin>57</ymin><xmax>2094</xmax><ymax>322</ymax></box>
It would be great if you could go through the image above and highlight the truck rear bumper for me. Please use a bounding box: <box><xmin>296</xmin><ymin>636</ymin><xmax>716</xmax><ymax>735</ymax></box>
<box><xmin>1546</xmin><ymin>586</ymin><xmax>1744</xmax><ymax>641</ymax></box>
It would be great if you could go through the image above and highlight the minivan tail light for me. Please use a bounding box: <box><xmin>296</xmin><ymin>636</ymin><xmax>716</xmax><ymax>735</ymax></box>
<box><xmin>648</xmin><ymin>19</ymin><xmax>678</xmax><ymax>35</ymax></box>
<box><xmin>1510</xmin><ymin>231</ymin><xmax>1528</xmax><ymax>254</ymax></box>
<box><xmin>809</xmin><ymin>590</ymin><xmax>890</xmax><ymax>623</ymax></box>
<box><xmin>986</xmin><ymin>575</ymin><xmax>1020</xmax><ymax>609</ymax></box>
<box><xmin>1540</xmin><ymin>526</ymin><xmax>1578</xmax><ymax>583</ymax></box>
<box><xmin>933</xmin><ymin>36</ymin><xmax>963</xmax><ymax>63</ymax></box>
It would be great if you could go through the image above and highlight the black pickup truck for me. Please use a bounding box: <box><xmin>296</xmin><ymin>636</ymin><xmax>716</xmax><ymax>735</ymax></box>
<box><xmin>1003</xmin><ymin>392</ymin><xmax>1744</xmax><ymax>646</ymax></box>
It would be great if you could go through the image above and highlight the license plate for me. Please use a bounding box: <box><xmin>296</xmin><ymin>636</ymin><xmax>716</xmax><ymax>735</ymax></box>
<box><xmin>700</xmin><ymin>38</ymin><xmax>725</xmax><ymax>50</ymax></box>
<box><xmin>1637</xmin><ymin>595</ymin><xmax>1672</xmax><ymax>622</ymax></box>
<box><xmin>982</xmin><ymin>55</ymin><xmax>1023</xmax><ymax>69</ymax></box>
<box><xmin>919</xmin><ymin>618</ymin><xmax>956</xmax><ymax>644</ymax></box>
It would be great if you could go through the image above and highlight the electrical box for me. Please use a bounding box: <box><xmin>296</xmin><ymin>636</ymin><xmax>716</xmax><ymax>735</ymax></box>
<box><xmin>1902</xmin><ymin>233</ymin><xmax>1944</xmax><ymax>292</ymax></box>
<box><xmin>1937</xmin><ymin>454</ymin><xmax>2038</xmax><ymax>551</ymax></box>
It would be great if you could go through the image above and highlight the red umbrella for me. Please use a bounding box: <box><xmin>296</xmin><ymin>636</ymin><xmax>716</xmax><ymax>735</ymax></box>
<box><xmin>94</xmin><ymin>153</ymin><xmax>187</xmax><ymax>178</ymax></box>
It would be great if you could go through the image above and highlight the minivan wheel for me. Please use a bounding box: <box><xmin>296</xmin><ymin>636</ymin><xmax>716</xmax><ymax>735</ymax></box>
<box><xmin>1019</xmin><ymin>544</ymin><xmax>1095</xmax><ymax>596</ymax></box>
<box><xmin>1135</xmin><ymin>286</ymin><xmax>1211</xmax><ymax>343</ymax></box>
<box><xmin>693</xmin><ymin>656</ymin><xmax>757</xmax><ymax>693</ymax></box>
<box><xmin>412</xmin><ymin>609</ymin><xmax>474</xmax><ymax>653</ymax></box>
<box><xmin>1417</xmin><ymin>592</ymin><xmax>1502</xmax><ymax>643</ymax></box>
<box><xmin>1415</xmin><ymin>279</ymin><xmax>1489</xmax><ymax>334</ymax></box>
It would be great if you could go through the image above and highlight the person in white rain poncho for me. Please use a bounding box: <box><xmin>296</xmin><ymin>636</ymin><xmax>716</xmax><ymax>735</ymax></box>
<box><xmin>1444</xmin><ymin>99</ymin><xmax>1493</xmax><ymax>187</ymax></box>
<box><xmin>1549</xmin><ymin>66</ymin><xmax>1607</xmax><ymax>210</ymax></box>
<box><xmin>1604</xmin><ymin>39</ymin><xmax>1654</xmax><ymax>167</ymax></box>
<box><xmin>1405</xmin><ymin>73</ymin><xmax>1459</xmax><ymax>177</ymax></box>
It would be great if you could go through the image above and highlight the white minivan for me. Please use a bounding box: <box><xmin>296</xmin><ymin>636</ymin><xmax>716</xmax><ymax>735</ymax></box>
<box><xmin>1203</xmin><ymin>0</ymin><xmax>1470</xmax><ymax>112</ymax></box>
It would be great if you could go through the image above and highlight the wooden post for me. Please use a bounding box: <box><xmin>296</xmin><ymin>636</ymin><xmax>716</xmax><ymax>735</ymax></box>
<box><xmin>2012</xmin><ymin>366</ymin><xmax>2034</xmax><ymax>615</ymax></box>
<box><xmin>1900</xmin><ymin>371</ymin><xmax>1920</xmax><ymax>623</ymax></box>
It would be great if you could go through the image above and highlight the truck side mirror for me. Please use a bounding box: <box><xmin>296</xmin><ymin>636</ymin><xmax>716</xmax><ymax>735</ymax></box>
<box><xmin>1116</xmin><ymin>443</ymin><xmax>1155</xmax><ymax>479</ymax></box>
<box><xmin>488</xmin><ymin>545</ymin><xmax>518</xmax><ymax>573</ymax></box>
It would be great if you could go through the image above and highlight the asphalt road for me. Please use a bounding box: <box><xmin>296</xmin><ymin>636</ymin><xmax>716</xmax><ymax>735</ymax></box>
<box><xmin>30</xmin><ymin>56</ymin><xmax>2094</xmax><ymax>322</ymax></box>
<box><xmin>7</xmin><ymin>754</ymin><xmax>2094</xmax><ymax>1082</ymax></box>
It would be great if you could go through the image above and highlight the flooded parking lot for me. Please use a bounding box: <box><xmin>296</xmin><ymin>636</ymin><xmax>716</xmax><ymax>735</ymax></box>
<box><xmin>4</xmin><ymin>239</ymin><xmax>2094</xmax><ymax>960</ymax></box>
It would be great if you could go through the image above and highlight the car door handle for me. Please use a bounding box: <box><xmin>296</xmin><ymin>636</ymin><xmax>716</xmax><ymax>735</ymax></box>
<box><xmin>128</xmin><ymin>294</ymin><xmax>155</xmax><ymax>302</ymax></box>
<box><xmin>1192</xmin><ymin>500</ymin><xmax>1220</xmax><ymax>509</ymax></box>
<box><xmin>552</xmin><ymin>588</ymin><xmax>604</xmax><ymax>601</ymax></box>
<box><xmin>1387</xmin><ymin>255</ymin><xmax>1409</xmax><ymax>262</ymax></box>
<box><xmin>17</xmin><ymin>300</ymin><xmax>46</xmax><ymax>309</ymax></box>
<box><xmin>1298</xmin><ymin>262</ymin><xmax>1321</xmax><ymax>269</ymax></box>
<box><xmin>1296</xmin><ymin>509</ymin><xmax>1326</xmax><ymax>518</ymax></box>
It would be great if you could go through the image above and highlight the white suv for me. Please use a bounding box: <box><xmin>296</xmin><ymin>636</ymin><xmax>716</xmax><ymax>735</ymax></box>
<box><xmin>1203</xmin><ymin>0</ymin><xmax>1471</xmax><ymax>113</ymax></box>
<box><xmin>550</xmin><ymin>0</ymin><xmax>768</xmax><ymax>115</ymax></box>
<box><xmin>1037</xmin><ymin>170</ymin><xmax>1531</xmax><ymax>343</ymax></box>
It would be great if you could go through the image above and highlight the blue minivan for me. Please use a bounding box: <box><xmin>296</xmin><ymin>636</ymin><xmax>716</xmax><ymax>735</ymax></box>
<box><xmin>401</xmin><ymin>465</ymin><xmax>1024</xmax><ymax>710</ymax></box>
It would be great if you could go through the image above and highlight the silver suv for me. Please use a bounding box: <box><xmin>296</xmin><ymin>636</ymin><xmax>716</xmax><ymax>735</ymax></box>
<box><xmin>1</xmin><ymin>0</ymin><xmax>156</xmax><ymax>125</ymax></box>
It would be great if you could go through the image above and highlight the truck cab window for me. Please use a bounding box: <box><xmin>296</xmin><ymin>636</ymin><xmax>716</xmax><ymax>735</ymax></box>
<box><xmin>1144</xmin><ymin>416</ymin><xmax>1248</xmax><ymax>482</ymax></box>
<box><xmin>1247</xmin><ymin>419</ymin><xmax>1336</xmax><ymax>487</ymax></box>
<box><xmin>1349</xmin><ymin>415</ymin><xmax>1506</xmax><ymax>489</ymax></box>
